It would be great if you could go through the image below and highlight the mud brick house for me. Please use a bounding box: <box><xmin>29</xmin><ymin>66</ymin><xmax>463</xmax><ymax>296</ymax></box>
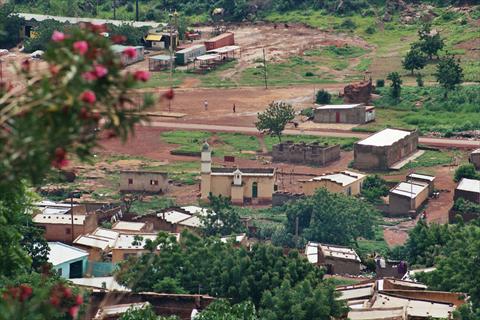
<box><xmin>353</xmin><ymin>128</ymin><xmax>419</xmax><ymax>171</ymax></box>
<box><xmin>272</xmin><ymin>141</ymin><xmax>340</xmax><ymax>166</ymax></box>
<box><xmin>119</xmin><ymin>170</ymin><xmax>168</xmax><ymax>194</ymax></box>
<box><xmin>73</xmin><ymin>227</ymin><xmax>119</xmax><ymax>262</ymax></box>
<box><xmin>388</xmin><ymin>181</ymin><xmax>429</xmax><ymax>216</ymax></box>
<box><xmin>200</xmin><ymin>142</ymin><xmax>276</xmax><ymax>205</ymax></box>
<box><xmin>301</xmin><ymin>170</ymin><xmax>366</xmax><ymax>196</ymax></box>
<box><xmin>469</xmin><ymin>148</ymin><xmax>480</xmax><ymax>169</ymax></box>
<box><xmin>305</xmin><ymin>242</ymin><xmax>362</xmax><ymax>275</ymax></box>
<box><xmin>33</xmin><ymin>212</ymin><xmax>98</xmax><ymax>243</ymax></box>
<box><xmin>454</xmin><ymin>178</ymin><xmax>480</xmax><ymax>204</ymax></box>
<box><xmin>111</xmin><ymin>221</ymin><xmax>153</xmax><ymax>233</ymax></box>
<box><xmin>406</xmin><ymin>173</ymin><xmax>436</xmax><ymax>195</ymax></box>
<box><xmin>313</xmin><ymin>103</ymin><xmax>375</xmax><ymax>124</ymax></box>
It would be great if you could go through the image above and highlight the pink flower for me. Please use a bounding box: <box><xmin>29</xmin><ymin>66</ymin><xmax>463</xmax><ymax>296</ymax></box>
<box><xmin>69</xmin><ymin>306</ymin><xmax>80</xmax><ymax>319</ymax></box>
<box><xmin>75</xmin><ymin>294</ymin><xmax>83</xmax><ymax>305</ymax></box>
<box><xmin>80</xmin><ymin>90</ymin><xmax>96</xmax><ymax>104</ymax></box>
<box><xmin>73</xmin><ymin>41</ymin><xmax>89</xmax><ymax>55</ymax></box>
<box><xmin>82</xmin><ymin>71</ymin><xmax>97</xmax><ymax>82</ymax></box>
<box><xmin>123</xmin><ymin>47</ymin><xmax>137</xmax><ymax>59</ymax></box>
<box><xmin>51</xmin><ymin>31</ymin><xmax>65</xmax><ymax>42</ymax></box>
<box><xmin>93</xmin><ymin>64</ymin><xmax>108</xmax><ymax>78</ymax></box>
<box><xmin>133</xmin><ymin>70</ymin><xmax>150</xmax><ymax>82</ymax></box>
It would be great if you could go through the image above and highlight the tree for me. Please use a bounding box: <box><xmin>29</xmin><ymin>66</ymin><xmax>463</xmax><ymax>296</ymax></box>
<box><xmin>386</xmin><ymin>72</ymin><xmax>402</xmax><ymax>99</ymax></box>
<box><xmin>120</xmin><ymin>304</ymin><xmax>179</xmax><ymax>320</ymax></box>
<box><xmin>195</xmin><ymin>300</ymin><xmax>257</xmax><ymax>320</ymax></box>
<box><xmin>434</xmin><ymin>54</ymin><xmax>463</xmax><ymax>98</ymax></box>
<box><xmin>24</xmin><ymin>20</ymin><xmax>68</xmax><ymax>52</ymax></box>
<box><xmin>402</xmin><ymin>48</ymin><xmax>427</xmax><ymax>75</ymax></box>
<box><xmin>315</xmin><ymin>89</ymin><xmax>331</xmax><ymax>104</ymax></box>
<box><xmin>115</xmin><ymin>231</ymin><xmax>342</xmax><ymax>317</ymax></box>
<box><xmin>284</xmin><ymin>188</ymin><xmax>378</xmax><ymax>246</ymax></box>
<box><xmin>201</xmin><ymin>194</ymin><xmax>245</xmax><ymax>236</ymax></box>
<box><xmin>361</xmin><ymin>175</ymin><xmax>389</xmax><ymax>204</ymax></box>
<box><xmin>414</xmin><ymin>23</ymin><xmax>444</xmax><ymax>60</ymax></box>
<box><xmin>454</xmin><ymin>164</ymin><xmax>477</xmax><ymax>182</ymax></box>
<box><xmin>0</xmin><ymin>4</ymin><xmax>25</xmax><ymax>48</ymax></box>
<box><xmin>255</xmin><ymin>101</ymin><xmax>295</xmax><ymax>142</ymax></box>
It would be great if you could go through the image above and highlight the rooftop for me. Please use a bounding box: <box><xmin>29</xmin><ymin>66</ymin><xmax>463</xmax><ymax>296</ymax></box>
<box><xmin>471</xmin><ymin>148</ymin><xmax>480</xmax><ymax>154</ymax></box>
<box><xmin>457</xmin><ymin>178</ymin><xmax>480</xmax><ymax>193</ymax></box>
<box><xmin>205</xmin><ymin>32</ymin><xmax>233</xmax><ymax>42</ymax></box>
<box><xmin>181</xmin><ymin>206</ymin><xmax>210</xmax><ymax>216</ymax></box>
<box><xmin>73</xmin><ymin>235</ymin><xmax>112</xmax><ymax>251</ymax></box>
<box><xmin>69</xmin><ymin>277</ymin><xmax>130</xmax><ymax>292</ymax></box>
<box><xmin>48</xmin><ymin>242</ymin><xmax>88</xmax><ymax>266</ymax></box>
<box><xmin>407</xmin><ymin>173</ymin><xmax>436</xmax><ymax>182</ymax></box>
<box><xmin>33</xmin><ymin>214</ymin><xmax>86</xmax><ymax>225</ymax></box>
<box><xmin>348</xmin><ymin>307</ymin><xmax>405</xmax><ymax>320</ymax></box>
<box><xmin>306</xmin><ymin>242</ymin><xmax>361</xmax><ymax>263</ymax></box>
<box><xmin>390</xmin><ymin>182</ymin><xmax>428</xmax><ymax>199</ymax></box>
<box><xmin>372</xmin><ymin>293</ymin><xmax>454</xmax><ymax>318</ymax></box>
<box><xmin>113</xmin><ymin>233</ymin><xmax>159</xmax><ymax>250</ymax></box>
<box><xmin>308</xmin><ymin>171</ymin><xmax>365</xmax><ymax>186</ymax></box>
<box><xmin>112</xmin><ymin>221</ymin><xmax>146</xmax><ymax>231</ymax></box>
<box><xmin>211</xmin><ymin>167</ymin><xmax>275</xmax><ymax>177</ymax></box>
<box><xmin>207</xmin><ymin>45</ymin><xmax>241</xmax><ymax>54</ymax></box>
<box><xmin>119</xmin><ymin>170</ymin><xmax>167</xmax><ymax>175</ymax></box>
<box><xmin>315</xmin><ymin>103</ymin><xmax>363</xmax><ymax>110</ymax></box>
<box><xmin>149</xmin><ymin>54</ymin><xmax>174</xmax><ymax>61</ymax></box>
<box><xmin>158</xmin><ymin>210</ymin><xmax>192</xmax><ymax>224</ymax></box>
<box><xmin>357</xmin><ymin>129</ymin><xmax>413</xmax><ymax>147</ymax></box>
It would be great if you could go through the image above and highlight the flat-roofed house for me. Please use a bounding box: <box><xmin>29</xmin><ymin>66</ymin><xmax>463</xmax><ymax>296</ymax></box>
<box><xmin>111</xmin><ymin>233</ymin><xmax>180</xmax><ymax>263</ymax></box>
<box><xmin>119</xmin><ymin>170</ymin><xmax>168</xmax><ymax>194</ymax></box>
<box><xmin>302</xmin><ymin>170</ymin><xmax>366</xmax><ymax>196</ymax></box>
<box><xmin>469</xmin><ymin>148</ymin><xmax>480</xmax><ymax>170</ymax></box>
<box><xmin>353</xmin><ymin>129</ymin><xmax>419</xmax><ymax>171</ymax></box>
<box><xmin>313</xmin><ymin>103</ymin><xmax>375</xmax><ymax>124</ymax></box>
<box><xmin>454</xmin><ymin>178</ymin><xmax>480</xmax><ymax>204</ymax></box>
<box><xmin>112</xmin><ymin>221</ymin><xmax>153</xmax><ymax>233</ymax></box>
<box><xmin>73</xmin><ymin>227</ymin><xmax>118</xmax><ymax>262</ymax></box>
<box><xmin>200</xmin><ymin>142</ymin><xmax>276</xmax><ymax>204</ymax></box>
<box><xmin>33</xmin><ymin>212</ymin><xmax>98</xmax><ymax>243</ymax></box>
<box><xmin>388</xmin><ymin>181</ymin><xmax>429</xmax><ymax>216</ymax></box>
<box><xmin>407</xmin><ymin>173</ymin><xmax>436</xmax><ymax>195</ymax></box>
<box><xmin>48</xmin><ymin>242</ymin><xmax>88</xmax><ymax>279</ymax></box>
<box><xmin>305</xmin><ymin>242</ymin><xmax>362</xmax><ymax>275</ymax></box>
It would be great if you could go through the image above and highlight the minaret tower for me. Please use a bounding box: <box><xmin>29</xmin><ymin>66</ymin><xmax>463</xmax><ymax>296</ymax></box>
<box><xmin>200</xmin><ymin>141</ymin><xmax>212</xmax><ymax>200</ymax></box>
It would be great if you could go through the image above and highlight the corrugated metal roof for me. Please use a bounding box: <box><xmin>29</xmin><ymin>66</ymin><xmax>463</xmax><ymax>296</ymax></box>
<box><xmin>149</xmin><ymin>54</ymin><xmax>173</xmax><ymax>61</ymax></box>
<box><xmin>74</xmin><ymin>235</ymin><xmax>111</xmax><ymax>250</ymax></box>
<box><xmin>306</xmin><ymin>242</ymin><xmax>361</xmax><ymax>263</ymax></box>
<box><xmin>48</xmin><ymin>242</ymin><xmax>88</xmax><ymax>266</ymax></box>
<box><xmin>357</xmin><ymin>129</ymin><xmax>413</xmax><ymax>147</ymax></box>
<box><xmin>315</xmin><ymin>104</ymin><xmax>363</xmax><ymax>110</ymax></box>
<box><xmin>457</xmin><ymin>178</ymin><xmax>480</xmax><ymax>193</ymax></box>
<box><xmin>407</xmin><ymin>173</ymin><xmax>435</xmax><ymax>182</ymax></box>
<box><xmin>390</xmin><ymin>182</ymin><xmax>428</xmax><ymax>199</ymax></box>
<box><xmin>348</xmin><ymin>307</ymin><xmax>406</xmax><ymax>319</ymax></box>
<box><xmin>145</xmin><ymin>34</ymin><xmax>162</xmax><ymax>41</ymax></box>
<box><xmin>112</xmin><ymin>221</ymin><xmax>145</xmax><ymax>231</ymax></box>
<box><xmin>309</xmin><ymin>170</ymin><xmax>365</xmax><ymax>186</ymax></box>
<box><xmin>33</xmin><ymin>214</ymin><xmax>86</xmax><ymax>225</ymax></box>
<box><xmin>372</xmin><ymin>293</ymin><xmax>454</xmax><ymax>318</ymax></box>
<box><xmin>158</xmin><ymin>210</ymin><xmax>192</xmax><ymax>223</ymax></box>
<box><xmin>70</xmin><ymin>277</ymin><xmax>130</xmax><ymax>292</ymax></box>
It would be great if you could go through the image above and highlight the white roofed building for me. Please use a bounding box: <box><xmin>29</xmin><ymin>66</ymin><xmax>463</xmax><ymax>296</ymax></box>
<box><xmin>305</xmin><ymin>242</ymin><xmax>362</xmax><ymax>275</ymax></box>
<box><xmin>454</xmin><ymin>178</ymin><xmax>480</xmax><ymax>204</ymax></box>
<box><xmin>302</xmin><ymin>170</ymin><xmax>366</xmax><ymax>196</ymax></box>
<box><xmin>48</xmin><ymin>242</ymin><xmax>88</xmax><ymax>279</ymax></box>
<box><xmin>354</xmin><ymin>129</ymin><xmax>419</xmax><ymax>171</ymax></box>
<box><xmin>388</xmin><ymin>181</ymin><xmax>429</xmax><ymax>216</ymax></box>
<box><xmin>313</xmin><ymin>103</ymin><xmax>375</xmax><ymax>124</ymax></box>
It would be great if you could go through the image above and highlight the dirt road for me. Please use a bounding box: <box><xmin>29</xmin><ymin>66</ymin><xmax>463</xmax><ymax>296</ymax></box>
<box><xmin>146</xmin><ymin>121</ymin><xmax>480</xmax><ymax>149</ymax></box>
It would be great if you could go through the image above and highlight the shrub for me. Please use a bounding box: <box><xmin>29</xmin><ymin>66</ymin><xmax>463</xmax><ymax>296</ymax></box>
<box><xmin>300</xmin><ymin>107</ymin><xmax>314</xmax><ymax>118</ymax></box>
<box><xmin>454</xmin><ymin>164</ymin><xmax>478</xmax><ymax>182</ymax></box>
<box><xmin>126</xmin><ymin>2</ymin><xmax>134</xmax><ymax>12</ymax></box>
<box><xmin>316</xmin><ymin>89</ymin><xmax>332</xmax><ymax>104</ymax></box>
<box><xmin>365</xmin><ymin>25</ymin><xmax>376</xmax><ymax>34</ymax></box>
<box><xmin>305</xmin><ymin>71</ymin><xmax>315</xmax><ymax>77</ymax></box>
<box><xmin>340</xmin><ymin>18</ymin><xmax>357</xmax><ymax>30</ymax></box>
<box><xmin>416</xmin><ymin>74</ymin><xmax>424</xmax><ymax>87</ymax></box>
<box><xmin>376</xmin><ymin>79</ymin><xmax>385</xmax><ymax>87</ymax></box>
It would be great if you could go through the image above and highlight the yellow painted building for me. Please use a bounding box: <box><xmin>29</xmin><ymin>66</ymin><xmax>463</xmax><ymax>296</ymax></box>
<box><xmin>302</xmin><ymin>170</ymin><xmax>366</xmax><ymax>196</ymax></box>
<box><xmin>200</xmin><ymin>142</ymin><xmax>276</xmax><ymax>205</ymax></box>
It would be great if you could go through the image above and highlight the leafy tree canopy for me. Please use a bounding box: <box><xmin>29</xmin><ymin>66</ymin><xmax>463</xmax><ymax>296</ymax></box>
<box><xmin>255</xmin><ymin>101</ymin><xmax>295</xmax><ymax>142</ymax></box>
<box><xmin>402</xmin><ymin>48</ymin><xmax>427</xmax><ymax>75</ymax></box>
<box><xmin>454</xmin><ymin>164</ymin><xmax>478</xmax><ymax>182</ymax></box>
<box><xmin>386</xmin><ymin>72</ymin><xmax>402</xmax><ymax>99</ymax></box>
<box><xmin>202</xmin><ymin>194</ymin><xmax>245</xmax><ymax>237</ymax></box>
<box><xmin>435</xmin><ymin>54</ymin><xmax>464</xmax><ymax>98</ymax></box>
<box><xmin>284</xmin><ymin>188</ymin><xmax>379</xmax><ymax>246</ymax></box>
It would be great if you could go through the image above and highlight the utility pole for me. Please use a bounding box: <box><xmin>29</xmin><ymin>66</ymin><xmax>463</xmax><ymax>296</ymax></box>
<box><xmin>70</xmin><ymin>194</ymin><xmax>74</xmax><ymax>243</ymax></box>
<box><xmin>262</xmin><ymin>48</ymin><xmax>268</xmax><ymax>89</ymax></box>
<box><xmin>168</xmin><ymin>11</ymin><xmax>178</xmax><ymax>112</ymax></box>
<box><xmin>113</xmin><ymin>0</ymin><xmax>116</xmax><ymax>20</ymax></box>
<box><xmin>135</xmin><ymin>0</ymin><xmax>139</xmax><ymax>21</ymax></box>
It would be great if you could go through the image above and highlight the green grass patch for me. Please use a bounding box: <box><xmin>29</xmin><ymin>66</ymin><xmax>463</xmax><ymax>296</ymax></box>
<box><xmin>264</xmin><ymin>134</ymin><xmax>358</xmax><ymax>151</ymax></box>
<box><xmin>332</xmin><ymin>60</ymin><xmax>349</xmax><ymax>71</ymax></box>
<box><xmin>355</xmin><ymin>58</ymin><xmax>372</xmax><ymax>72</ymax></box>
<box><xmin>145</xmin><ymin>161</ymin><xmax>199</xmax><ymax>185</ymax></box>
<box><xmin>404</xmin><ymin>150</ymin><xmax>453</xmax><ymax>169</ymax></box>
<box><xmin>357</xmin><ymin>226</ymin><xmax>389</xmax><ymax>256</ymax></box>
<box><xmin>131</xmin><ymin>196</ymin><xmax>176</xmax><ymax>215</ymax></box>
<box><xmin>372</xmin><ymin>85</ymin><xmax>480</xmax><ymax>135</ymax></box>
<box><xmin>160</xmin><ymin>131</ymin><xmax>260</xmax><ymax>159</ymax></box>
<box><xmin>304</xmin><ymin>45</ymin><xmax>369</xmax><ymax>58</ymax></box>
